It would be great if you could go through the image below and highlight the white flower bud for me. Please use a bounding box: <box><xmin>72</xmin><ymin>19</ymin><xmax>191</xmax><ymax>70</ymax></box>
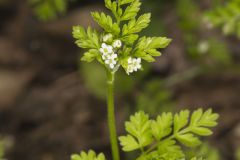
<box><xmin>103</xmin><ymin>34</ymin><xmax>113</xmax><ymax>42</ymax></box>
<box><xmin>113</xmin><ymin>40</ymin><xmax>122</xmax><ymax>48</ymax></box>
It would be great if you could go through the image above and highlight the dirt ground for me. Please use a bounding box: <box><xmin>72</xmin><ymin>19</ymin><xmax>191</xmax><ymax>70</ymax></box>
<box><xmin>0</xmin><ymin>1</ymin><xmax>239</xmax><ymax>160</ymax></box>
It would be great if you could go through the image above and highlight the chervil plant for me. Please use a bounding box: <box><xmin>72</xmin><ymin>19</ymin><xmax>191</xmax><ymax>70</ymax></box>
<box><xmin>205</xmin><ymin>0</ymin><xmax>240</xmax><ymax>38</ymax></box>
<box><xmin>71</xmin><ymin>0</ymin><xmax>219</xmax><ymax>160</ymax></box>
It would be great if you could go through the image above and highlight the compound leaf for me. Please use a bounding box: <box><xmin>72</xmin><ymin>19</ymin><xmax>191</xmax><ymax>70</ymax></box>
<box><xmin>189</xmin><ymin>109</ymin><xmax>219</xmax><ymax>136</ymax></box>
<box><xmin>71</xmin><ymin>150</ymin><xmax>106</xmax><ymax>160</ymax></box>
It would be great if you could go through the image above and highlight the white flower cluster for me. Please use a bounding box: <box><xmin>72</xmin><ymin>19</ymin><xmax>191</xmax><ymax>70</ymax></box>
<box><xmin>100</xmin><ymin>34</ymin><xmax>141</xmax><ymax>74</ymax></box>
<box><xmin>100</xmin><ymin>43</ymin><xmax>117</xmax><ymax>69</ymax></box>
<box><xmin>99</xmin><ymin>34</ymin><xmax>122</xmax><ymax>69</ymax></box>
<box><xmin>127</xmin><ymin>57</ymin><xmax>142</xmax><ymax>75</ymax></box>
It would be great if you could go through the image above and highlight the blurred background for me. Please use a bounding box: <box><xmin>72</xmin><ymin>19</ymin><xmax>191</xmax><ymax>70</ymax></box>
<box><xmin>0</xmin><ymin>0</ymin><xmax>239</xmax><ymax>159</ymax></box>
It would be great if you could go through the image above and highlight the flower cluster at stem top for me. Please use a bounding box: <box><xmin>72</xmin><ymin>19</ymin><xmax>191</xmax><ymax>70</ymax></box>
<box><xmin>99</xmin><ymin>33</ymin><xmax>142</xmax><ymax>74</ymax></box>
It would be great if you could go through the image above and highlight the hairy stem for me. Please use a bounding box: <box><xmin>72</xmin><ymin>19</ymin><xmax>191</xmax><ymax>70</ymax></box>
<box><xmin>107</xmin><ymin>71</ymin><xmax>120</xmax><ymax>160</ymax></box>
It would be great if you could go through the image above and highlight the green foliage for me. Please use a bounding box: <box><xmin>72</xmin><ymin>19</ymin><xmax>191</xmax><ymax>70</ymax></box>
<box><xmin>72</xmin><ymin>0</ymin><xmax>171</xmax><ymax>75</ymax></box>
<box><xmin>71</xmin><ymin>150</ymin><xmax>106</xmax><ymax>160</ymax></box>
<box><xmin>29</xmin><ymin>0</ymin><xmax>68</xmax><ymax>21</ymax></box>
<box><xmin>0</xmin><ymin>139</ymin><xmax>4</xmax><ymax>160</ymax></box>
<box><xmin>119</xmin><ymin>109</ymin><xmax>219</xmax><ymax>160</ymax></box>
<box><xmin>205</xmin><ymin>0</ymin><xmax>240</xmax><ymax>38</ymax></box>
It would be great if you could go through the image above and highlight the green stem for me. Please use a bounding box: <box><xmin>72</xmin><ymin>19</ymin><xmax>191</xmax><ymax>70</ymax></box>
<box><xmin>107</xmin><ymin>71</ymin><xmax>120</xmax><ymax>160</ymax></box>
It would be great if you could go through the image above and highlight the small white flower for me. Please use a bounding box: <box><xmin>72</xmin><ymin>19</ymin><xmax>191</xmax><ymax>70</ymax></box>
<box><xmin>102</xmin><ymin>53</ymin><xmax>110</xmax><ymax>60</ymax></box>
<box><xmin>99</xmin><ymin>43</ymin><xmax>113</xmax><ymax>55</ymax></box>
<box><xmin>127</xmin><ymin>65</ymin><xmax>134</xmax><ymax>74</ymax></box>
<box><xmin>198</xmin><ymin>41</ymin><xmax>209</xmax><ymax>54</ymax></box>
<box><xmin>103</xmin><ymin>33</ymin><xmax>113</xmax><ymax>42</ymax></box>
<box><xmin>112</xmin><ymin>40</ymin><xmax>122</xmax><ymax>48</ymax></box>
<box><xmin>132</xmin><ymin>58</ymin><xmax>141</xmax><ymax>71</ymax></box>
<box><xmin>128</xmin><ymin>57</ymin><xmax>133</xmax><ymax>63</ymax></box>
<box><xmin>105</xmin><ymin>54</ymin><xmax>118</xmax><ymax>69</ymax></box>
<box><xmin>126</xmin><ymin>57</ymin><xmax>142</xmax><ymax>74</ymax></box>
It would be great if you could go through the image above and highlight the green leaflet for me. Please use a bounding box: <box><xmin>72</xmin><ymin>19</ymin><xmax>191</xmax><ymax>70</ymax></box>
<box><xmin>189</xmin><ymin>109</ymin><xmax>219</xmax><ymax>136</ymax></box>
<box><xmin>156</xmin><ymin>139</ymin><xmax>184</xmax><ymax>159</ymax></box>
<box><xmin>118</xmin><ymin>135</ymin><xmax>140</xmax><ymax>151</ymax></box>
<box><xmin>119</xmin><ymin>109</ymin><xmax>219</xmax><ymax>159</ymax></box>
<box><xmin>134</xmin><ymin>37</ymin><xmax>172</xmax><ymax>62</ymax></box>
<box><xmin>120</xmin><ymin>34</ymin><xmax>139</xmax><ymax>45</ymax></box>
<box><xmin>151</xmin><ymin>112</ymin><xmax>173</xmax><ymax>140</ymax></box>
<box><xmin>119</xmin><ymin>111</ymin><xmax>153</xmax><ymax>151</ymax></box>
<box><xmin>72</xmin><ymin>26</ymin><xmax>100</xmax><ymax>49</ymax></box>
<box><xmin>81</xmin><ymin>49</ymin><xmax>101</xmax><ymax>63</ymax></box>
<box><xmin>174</xmin><ymin>110</ymin><xmax>190</xmax><ymax>133</ymax></box>
<box><xmin>176</xmin><ymin>133</ymin><xmax>201</xmax><ymax>147</ymax></box>
<box><xmin>174</xmin><ymin>109</ymin><xmax>219</xmax><ymax>147</ymax></box>
<box><xmin>121</xmin><ymin>0</ymin><xmax>141</xmax><ymax>21</ymax></box>
<box><xmin>122</xmin><ymin>13</ymin><xmax>151</xmax><ymax>36</ymax></box>
<box><xmin>91</xmin><ymin>12</ymin><xmax>120</xmax><ymax>35</ymax></box>
<box><xmin>71</xmin><ymin>150</ymin><xmax>106</xmax><ymax>160</ymax></box>
<box><xmin>105</xmin><ymin>0</ymin><xmax>122</xmax><ymax>20</ymax></box>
